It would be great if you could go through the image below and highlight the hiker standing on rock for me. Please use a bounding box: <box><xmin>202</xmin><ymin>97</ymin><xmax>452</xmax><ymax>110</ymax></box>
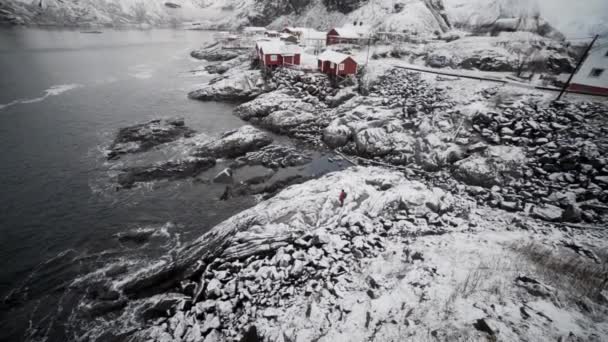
<box><xmin>339</xmin><ymin>189</ymin><xmax>347</xmax><ymax>207</ymax></box>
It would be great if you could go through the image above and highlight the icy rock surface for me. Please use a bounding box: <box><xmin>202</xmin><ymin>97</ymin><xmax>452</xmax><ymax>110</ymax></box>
<box><xmin>95</xmin><ymin>166</ymin><xmax>608</xmax><ymax>342</ymax></box>
<box><xmin>194</xmin><ymin>125</ymin><xmax>273</xmax><ymax>159</ymax></box>
<box><xmin>107</xmin><ymin>118</ymin><xmax>194</xmax><ymax>160</ymax></box>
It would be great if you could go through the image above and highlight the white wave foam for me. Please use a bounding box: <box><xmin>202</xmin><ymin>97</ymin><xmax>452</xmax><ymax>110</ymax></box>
<box><xmin>0</xmin><ymin>84</ymin><xmax>82</xmax><ymax>111</ymax></box>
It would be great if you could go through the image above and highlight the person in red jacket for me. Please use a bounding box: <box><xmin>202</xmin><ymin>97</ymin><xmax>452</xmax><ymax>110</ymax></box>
<box><xmin>339</xmin><ymin>189</ymin><xmax>347</xmax><ymax>207</ymax></box>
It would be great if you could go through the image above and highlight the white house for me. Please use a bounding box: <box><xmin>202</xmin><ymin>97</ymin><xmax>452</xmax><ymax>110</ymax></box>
<box><xmin>570</xmin><ymin>39</ymin><xmax>608</xmax><ymax>96</ymax></box>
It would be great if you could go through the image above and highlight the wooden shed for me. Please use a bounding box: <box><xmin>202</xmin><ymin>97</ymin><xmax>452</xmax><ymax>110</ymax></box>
<box><xmin>255</xmin><ymin>41</ymin><xmax>302</xmax><ymax>68</ymax></box>
<box><xmin>326</xmin><ymin>25</ymin><xmax>369</xmax><ymax>45</ymax></box>
<box><xmin>317</xmin><ymin>50</ymin><xmax>358</xmax><ymax>77</ymax></box>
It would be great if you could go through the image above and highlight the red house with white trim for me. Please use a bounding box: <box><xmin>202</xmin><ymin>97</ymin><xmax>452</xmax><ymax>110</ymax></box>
<box><xmin>317</xmin><ymin>50</ymin><xmax>358</xmax><ymax>77</ymax></box>
<box><xmin>255</xmin><ymin>41</ymin><xmax>301</xmax><ymax>68</ymax></box>
<box><xmin>326</xmin><ymin>25</ymin><xmax>369</xmax><ymax>45</ymax></box>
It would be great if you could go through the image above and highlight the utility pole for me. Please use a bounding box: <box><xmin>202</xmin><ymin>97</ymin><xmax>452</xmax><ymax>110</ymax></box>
<box><xmin>556</xmin><ymin>34</ymin><xmax>599</xmax><ymax>101</ymax></box>
<box><xmin>365</xmin><ymin>34</ymin><xmax>372</xmax><ymax>66</ymax></box>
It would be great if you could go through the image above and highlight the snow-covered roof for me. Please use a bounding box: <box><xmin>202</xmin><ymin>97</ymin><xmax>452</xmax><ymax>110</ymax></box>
<box><xmin>302</xmin><ymin>29</ymin><xmax>326</xmax><ymax>40</ymax></box>
<box><xmin>330</xmin><ymin>25</ymin><xmax>370</xmax><ymax>39</ymax></box>
<box><xmin>243</xmin><ymin>26</ymin><xmax>267</xmax><ymax>32</ymax></box>
<box><xmin>283</xmin><ymin>27</ymin><xmax>325</xmax><ymax>40</ymax></box>
<box><xmin>256</xmin><ymin>41</ymin><xmax>302</xmax><ymax>55</ymax></box>
<box><xmin>284</xmin><ymin>27</ymin><xmax>309</xmax><ymax>33</ymax></box>
<box><xmin>317</xmin><ymin>50</ymin><xmax>354</xmax><ymax>64</ymax></box>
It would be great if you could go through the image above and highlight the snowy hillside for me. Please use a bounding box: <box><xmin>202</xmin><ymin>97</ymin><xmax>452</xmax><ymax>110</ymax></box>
<box><xmin>0</xmin><ymin>0</ymin><xmax>238</xmax><ymax>26</ymax></box>
<box><xmin>1</xmin><ymin>0</ymin><xmax>605</xmax><ymax>38</ymax></box>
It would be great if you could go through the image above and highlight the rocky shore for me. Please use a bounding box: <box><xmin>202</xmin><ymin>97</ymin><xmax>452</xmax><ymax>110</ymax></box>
<box><xmin>87</xmin><ymin>50</ymin><xmax>608</xmax><ymax>341</ymax></box>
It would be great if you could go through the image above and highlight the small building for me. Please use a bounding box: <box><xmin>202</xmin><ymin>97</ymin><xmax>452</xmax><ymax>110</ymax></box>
<box><xmin>243</xmin><ymin>26</ymin><xmax>267</xmax><ymax>36</ymax></box>
<box><xmin>282</xmin><ymin>27</ymin><xmax>308</xmax><ymax>38</ymax></box>
<box><xmin>569</xmin><ymin>40</ymin><xmax>608</xmax><ymax>96</ymax></box>
<box><xmin>255</xmin><ymin>41</ymin><xmax>302</xmax><ymax>68</ymax></box>
<box><xmin>279</xmin><ymin>33</ymin><xmax>299</xmax><ymax>44</ymax></box>
<box><xmin>265</xmin><ymin>30</ymin><xmax>280</xmax><ymax>38</ymax></box>
<box><xmin>317</xmin><ymin>50</ymin><xmax>358</xmax><ymax>77</ymax></box>
<box><xmin>326</xmin><ymin>25</ymin><xmax>370</xmax><ymax>45</ymax></box>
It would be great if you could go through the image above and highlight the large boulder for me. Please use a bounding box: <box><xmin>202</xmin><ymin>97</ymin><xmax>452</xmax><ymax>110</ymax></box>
<box><xmin>261</xmin><ymin>110</ymin><xmax>316</xmax><ymax>133</ymax></box>
<box><xmin>188</xmin><ymin>69</ymin><xmax>268</xmax><ymax>102</ymax></box>
<box><xmin>234</xmin><ymin>91</ymin><xmax>319</xmax><ymax>121</ymax></box>
<box><xmin>107</xmin><ymin>118</ymin><xmax>194</xmax><ymax>159</ymax></box>
<box><xmin>531</xmin><ymin>204</ymin><xmax>564</xmax><ymax>222</ymax></box>
<box><xmin>195</xmin><ymin>126</ymin><xmax>273</xmax><ymax>159</ymax></box>
<box><xmin>323</xmin><ymin>121</ymin><xmax>353</xmax><ymax>148</ymax></box>
<box><xmin>453</xmin><ymin>146</ymin><xmax>525</xmax><ymax>187</ymax></box>
<box><xmin>354</xmin><ymin>127</ymin><xmax>394</xmax><ymax>157</ymax></box>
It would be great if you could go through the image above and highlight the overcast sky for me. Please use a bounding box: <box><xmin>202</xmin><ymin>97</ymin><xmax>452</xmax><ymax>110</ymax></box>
<box><xmin>537</xmin><ymin>0</ymin><xmax>608</xmax><ymax>37</ymax></box>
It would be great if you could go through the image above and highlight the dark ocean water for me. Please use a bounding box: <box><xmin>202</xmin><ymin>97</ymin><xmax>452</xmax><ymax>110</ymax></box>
<box><xmin>0</xmin><ymin>28</ymin><xmax>341</xmax><ymax>341</ymax></box>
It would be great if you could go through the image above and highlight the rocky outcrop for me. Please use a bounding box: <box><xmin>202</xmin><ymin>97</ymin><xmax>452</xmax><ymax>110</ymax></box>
<box><xmin>88</xmin><ymin>167</ymin><xmax>469</xmax><ymax>341</ymax></box>
<box><xmin>188</xmin><ymin>69</ymin><xmax>270</xmax><ymax>102</ymax></box>
<box><xmin>194</xmin><ymin>125</ymin><xmax>273</xmax><ymax>159</ymax></box>
<box><xmin>118</xmin><ymin>157</ymin><xmax>216</xmax><ymax>188</ymax></box>
<box><xmin>190</xmin><ymin>47</ymin><xmax>240</xmax><ymax>62</ymax></box>
<box><xmin>107</xmin><ymin>118</ymin><xmax>195</xmax><ymax>160</ymax></box>
<box><xmin>453</xmin><ymin>146</ymin><xmax>526</xmax><ymax>187</ymax></box>
<box><xmin>232</xmin><ymin>145</ymin><xmax>312</xmax><ymax>169</ymax></box>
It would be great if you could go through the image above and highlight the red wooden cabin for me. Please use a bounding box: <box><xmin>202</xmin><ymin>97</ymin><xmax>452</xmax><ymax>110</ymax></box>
<box><xmin>255</xmin><ymin>41</ymin><xmax>301</xmax><ymax>68</ymax></box>
<box><xmin>317</xmin><ymin>50</ymin><xmax>358</xmax><ymax>77</ymax></box>
<box><xmin>326</xmin><ymin>26</ymin><xmax>367</xmax><ymax>45</ymax></box>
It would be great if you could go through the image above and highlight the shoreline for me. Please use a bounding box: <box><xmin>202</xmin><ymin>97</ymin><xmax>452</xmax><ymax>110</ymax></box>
<box><xmin>70</xmin><ymin>43</ymin><xmax>608</xmax><ymax>341</ymax></box>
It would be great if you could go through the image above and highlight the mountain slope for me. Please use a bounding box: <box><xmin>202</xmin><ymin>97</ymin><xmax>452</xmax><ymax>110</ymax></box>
<box><xmin>0</xmin><ymin>0</ymin><xmax>228</xmax><ymax>27</ymax></box>
<box><xmin>1</xmin><ymin>0</ymin><xmax>605</xmax><ymax>38</ymax></box>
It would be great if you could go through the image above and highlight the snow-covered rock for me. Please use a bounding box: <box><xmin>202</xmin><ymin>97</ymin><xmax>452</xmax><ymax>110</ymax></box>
<box><xmin>454</xmin><ymin>145</ymin><xmax>525</xmax><ymax>187</ymax></box>
<box><xmin>107</xmin><ymin>118</ymin><xmax>195</xmax><ymax>160</ymax></box>
<box><xmin>195</xmin><ymin>125</ymin><xmax>273</xmax><ymax>159</ymax></box>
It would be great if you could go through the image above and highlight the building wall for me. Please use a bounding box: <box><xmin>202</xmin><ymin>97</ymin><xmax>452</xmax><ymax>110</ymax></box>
<box><xmin>318</xmin><ymin>58</ymin><xmax>358</xmax><ymax>76</ymax></box>
<box><xmin>262</xmin><ymin>53</ymin><xmax>301</xmax><ymax>67</ymax></box>
<box><xmin>569</xmin><ymin>83</ymin><xmax>608</xmax><ymax>96</ymax></box>
<box><xmin>571</xmin><ymin>42</ymin><xmax>608</xmax><ymax>90</ymax></box>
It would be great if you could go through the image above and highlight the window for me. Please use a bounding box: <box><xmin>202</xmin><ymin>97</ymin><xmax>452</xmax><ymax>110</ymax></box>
<box><xmin>330</xmin><ymin>62</ymin><xmax>335</xmax><ymax>68</ymax></box>
<box><xmin>589</xmin><ymin>68</ymin><xmax>604</xmax><ymax>78</ymax></box>
<box><xmin>270</xmin><ymin>54</ymin><xmax>278</xmax><ymax>62</ymax></box>
<box><xmin>338</xmin><ymin>63</ymin><xmax>345</xmax><ymax>71</ymax></box>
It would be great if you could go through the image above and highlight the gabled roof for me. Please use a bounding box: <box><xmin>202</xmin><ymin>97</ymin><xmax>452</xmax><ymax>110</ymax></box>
<box><xmin>330</xmin><ymin>25</ymin><xmax>370</xmax><ymax>39</ymax></box>
<box><xmin>317</xmin><ymin>50</ymin><xmax>355</xmax><ymax>64</ymax></box>
<box><xmin>256</xmin><ymin>40</ymin><xmax>302</xmax><ymax>55</ymax></box>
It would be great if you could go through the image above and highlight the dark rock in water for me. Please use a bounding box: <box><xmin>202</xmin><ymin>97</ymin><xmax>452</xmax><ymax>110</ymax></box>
<box><xmin>116</xmin><ymin>229</ymin><xmax>155</xmax><ymax>244</ymax></box>
<box><xmin>259</xmin><ymin>174</ymin><xmax>308</xmax><ymax>199</ymax></box>
<box><xmin>195</xmin><ymin>126</ymin><xmax>273</xmax><ymax>159</ymax></box>
<box><xmin>107</xmin><ymin>118</ymin><xmax>194</xmax><ymax>159</ymax></box>
<box><xmin>205</xmin><ymin>64</ymin><xmax>230</xmax><ymax>75</ymax></box>
<box><xmin>118</xmin><ymin>157</ymin><xmax>216</xmax><ymax>188</ymax></box>
<box><xmin>164</xmin><ymin>2</ymin><xmax>181</xmax><ymax>8</ymax></box>
<box><xmin>190</xmin><ymin>47</ymin><xmax>239</xmax><ymax>61</ymax></box>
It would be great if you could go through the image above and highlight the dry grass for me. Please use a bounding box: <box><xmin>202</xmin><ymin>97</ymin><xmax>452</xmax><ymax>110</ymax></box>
<box><xmin>511</xmin><ymin>241</ymin><xmax>608</xmax><ymax>303</ymax></box>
